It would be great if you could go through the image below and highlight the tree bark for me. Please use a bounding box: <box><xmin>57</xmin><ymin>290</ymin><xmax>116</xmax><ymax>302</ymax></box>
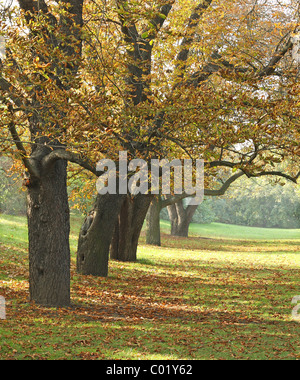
<box><xmin>167</xmin><ymin>203</ymin><xmax>179</xmax><ymax>236</ymax></box>
<box><xmin>77</xmin><ymin>194</ymin><xmax>125</xmax><ymax>277</ymax></box>
<box><xmin>146</xmin><ymin>195</ymin><xmax>162</xmax><ymax>246</ymax></box>
<box><xmin>110</xmin><ymin>194</ymin><xmax>153</xmax><ymax>262</ymax></box>
<box><xmin>9</xmin><ymin>0</ymin><xmax>85</xmax><ymax>308</ymax></box>
<box><xmin>167</xmin><ymin>200</ymin><xmax>198</xmax><ymax>237</ymax></box>
<box><xmin>27</xmin><ymin>159</ymin><xmax>71</xmax><ymax>307</ymax></box>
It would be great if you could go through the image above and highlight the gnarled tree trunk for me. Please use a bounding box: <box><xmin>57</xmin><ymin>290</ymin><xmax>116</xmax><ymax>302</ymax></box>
<box><xmin>167</xmin><ymin>200</ymin><xmax>198</xmax><ymax>237</ymax></box>
<box><xmin>77</xmin><ymin>194</ymin><xmax>125</xmax><ymax>277</ymax></box>
<box><xmin>110</xmin><ymin>194</ymin><xmax>153</xmax><ymax>262</ymax></box>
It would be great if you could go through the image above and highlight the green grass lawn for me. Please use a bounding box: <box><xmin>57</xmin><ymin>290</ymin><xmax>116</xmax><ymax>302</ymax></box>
<box><xmin>160</xmin><ymin>220</ymin><xmax>300</xmax><ymax>240</ymax></box>
<box><xmin>0</xmin><ymin>213</ymin><xmax>299</xmax><ymax>360</ymax></box>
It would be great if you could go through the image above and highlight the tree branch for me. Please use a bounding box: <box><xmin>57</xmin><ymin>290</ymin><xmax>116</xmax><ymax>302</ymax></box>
<box><xmin>42</xmin><ymin>148</ymin><xmax>98</xmax><ymax>175</ymax></box>
<box><xmin>0</xmin><ymin>76</ymin><xmax>25</xmax><ymax>108</ymax></box>
<box><xmin>7</xmin><ymin>121</ymin><xmax>40</xmax><ymax>178</ymax></box>
<box><xmin>245</xmin><ymin>170</ymin><xmax>300</xmax><ymax>184</ymax></box>
<box><xmin>176</xmin><ymin>0</ymin><xmax>213</xmax><ymax>71</ymax></box>
<box><xmin>258</xmin><ymin>38</ymin><xmax>293</xmax><ymax>78</ymax></box>
<box><xmin>161</xmin><ymin>171</ymin><xmax>245</xmax><ymax>209</ymax></box>
<box><xmin>17</xmin><ymin>0</ymin><xmax>56</xmax><ymax>24</ymax></box>
<box><xmin>146</xmin><ymin>2</ymin><xmax>174</xmax><ymax>41</ymax></box>
<box><xmin>204</xmin><ymin>171</ymin><xmax>245</xmax><ymax>196</ymax></box>
<box><xmin>187</xmin><ymin>34</ymin><xmax>294</xmax><ymax>88</ymax></box>
<box><xmin>160</xmin><ymin>165</ymin><xmax>299</xmax><ymax>210</ymax></box>
<box><xmin>17</xmin><ymin>0</ymin><xmax>39</xmax><ymax>13</ymax></box>
<box><xmin>161</xmin><ymin>193</ymin><xmax>191</xmax><ymax>209</ymax></box>
<box><xmin>116</xmin><ymin>0</ymin><xmax>140</xmax><ymax>44</ymax></box>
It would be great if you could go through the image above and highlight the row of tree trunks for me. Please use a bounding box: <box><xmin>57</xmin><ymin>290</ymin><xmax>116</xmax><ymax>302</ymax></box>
<box><xmin>167</xmin><ymin>200</ymin><xmax>198</xmax><ymax>238</ymax></box>
<box><xmin>111</xmin><ymin>194</ymin><xmax>154</xmax><ymax>262</ymax></box>
<box><xmin>145</xmin><ymin>196</ymin><xmax>199</xmax><ymax>245</ymax></box>
<box><xmin>76</xmin><ymin>193</ymin><xmax>153</xmax><ymax>276</ymax></box>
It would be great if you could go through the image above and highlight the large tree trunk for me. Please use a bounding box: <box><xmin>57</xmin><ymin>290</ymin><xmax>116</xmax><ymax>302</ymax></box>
<box><xmin>77</xmin><ymin>194</ymin><xmax>125</xmax><ymax>277</ymax></box>
<box><xmin>27</xmin><ymin>159</ymin><xmax>71</xmax><ymax>307</ymax></box>
<box><xmin>146</xmin><ymin>196</ymin><xmax>162</xmax><ymax>246</ymax></box>
<box><xmin>167</xmin><ymin>200</ymin><xmax>198</xmax><ymax>237</ymax></box>
<box><xmin>10</xmin><ymin>0</ymin><xmax>84</xmax><ymax>308</ymax></box>
<box><xmin>110</xmin><ymin>194</ymin><xmax>153</xmax><ymax>262</ymax></box>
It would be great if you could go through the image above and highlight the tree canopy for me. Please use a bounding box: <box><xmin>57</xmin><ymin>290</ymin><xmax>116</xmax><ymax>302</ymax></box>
<box><xmin>0</xmin><ymin>0</ymin><xmax>299</xmax><ymax>182</ymax></box>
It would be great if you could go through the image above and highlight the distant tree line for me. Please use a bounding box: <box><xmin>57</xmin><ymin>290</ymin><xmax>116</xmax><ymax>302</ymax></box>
<box><xmin>0</xmin><ymin>158</ymin><xmax>26</xmax><ymax>215</ymax></box>
<box><xmin>1</xmin><ymin>162</ymin><xmax>299</xmax><ymax>230</ymax></box>
<box><xmin>161</xmin><ymin>179</ymin><xmax>300</xmax><ymax>229</ymax></box>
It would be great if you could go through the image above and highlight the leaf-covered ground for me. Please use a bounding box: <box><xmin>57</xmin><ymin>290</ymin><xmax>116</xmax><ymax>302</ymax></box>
<box><xmin>0</xmin><ymin>214</ymin><xmax>299</xmax><ymax>360</ymax></box>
